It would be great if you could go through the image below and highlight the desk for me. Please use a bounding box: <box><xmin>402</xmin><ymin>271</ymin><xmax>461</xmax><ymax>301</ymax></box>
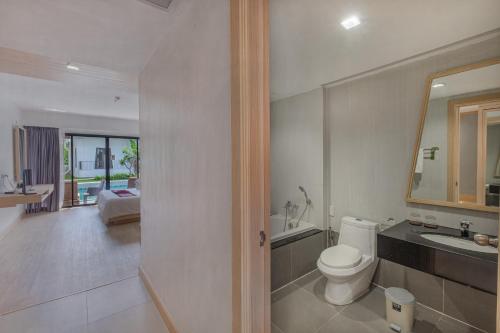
<box><xmin>0</xmin><ymin>184</ymin><xmax>55</xmax><ymax>208</ymax></box>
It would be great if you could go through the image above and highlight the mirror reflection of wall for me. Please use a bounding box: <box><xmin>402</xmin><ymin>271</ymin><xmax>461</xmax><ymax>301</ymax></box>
<box><xmin>486</xmin><ymin>111</ymin><xmax>500</xmax><ymax>206</ymax></box>
<box><xmin>409</xmin><ymin>61</ymin><xmax>500</xmax><ymax>210</ymax></box>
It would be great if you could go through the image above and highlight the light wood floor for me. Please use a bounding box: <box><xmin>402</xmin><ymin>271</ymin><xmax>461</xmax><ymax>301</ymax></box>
<box><xmin>0</xmin><ymin>206</ymin><xmax>140</xmax><ymax>315</ymax></box>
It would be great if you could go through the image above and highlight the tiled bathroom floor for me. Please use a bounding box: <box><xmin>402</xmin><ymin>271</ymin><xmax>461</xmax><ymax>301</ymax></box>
<box><xmin>272</xmin><ymin>270</ymin><xmax>483</xmax><ymax>333</ymax></box>
<box><xmin>0</xmin><ymin>276</ymin><xmax>169</xmax><ymax>333</ymax></box>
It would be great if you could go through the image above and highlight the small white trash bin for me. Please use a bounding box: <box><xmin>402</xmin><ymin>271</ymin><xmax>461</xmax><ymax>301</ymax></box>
<box><xmin>385</xmin><ymin>287</ymin><xmax>415</xmax><ymax>333</ymax></box>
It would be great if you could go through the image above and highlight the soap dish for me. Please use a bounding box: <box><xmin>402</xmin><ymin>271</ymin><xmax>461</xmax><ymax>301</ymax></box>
<box><xmin>474</xmin><ymin>234</ymin><xmax>489</xmax><ymax>246</ymax></box>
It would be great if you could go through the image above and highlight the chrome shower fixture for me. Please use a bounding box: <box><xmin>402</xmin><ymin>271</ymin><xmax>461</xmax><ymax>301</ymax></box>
<box><xmin>299</xmin><ymin>185</ymin><xmax>312</xmax><ymax>205</ymax></box>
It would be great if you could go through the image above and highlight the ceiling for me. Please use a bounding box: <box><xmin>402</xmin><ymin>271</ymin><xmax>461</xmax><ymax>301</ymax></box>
<box><xmin>429</xmin><ymin>63</ymin><xmax>500</xmax><ymax>100</ymax></box>
<box><xmin>0</xmin><ymin>0</ymin><xmax>170</xmax><ymax>75</ymax></box>
<box><xmin>0</xmin><ymin>0</ymin><xmax>171</xmax><ymax>119</ymax></box>
<box><xmin>270</xmin><ymin>0</ymin><xmax>500</xmax><ymax>101</ymax></box>
<box><xmin>0</xmin><ymin>72</ymin><xmax>139</xmax><ymax>119</ymax></box>
<box><xmin>2</xmin><ymin>0</ymin><xmax>500</xmax><ymax>116</ymax></box>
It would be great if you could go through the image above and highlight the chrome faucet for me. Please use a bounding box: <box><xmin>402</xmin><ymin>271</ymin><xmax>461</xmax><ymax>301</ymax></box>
<box><xmin>283</xmin><ymin>201</ymin><xmax>292</xmax><ymax>232</ymax></box>
<box><xmin>459</xmin><ymin>219</ymin><xmax>472</xmax><ymax>238</ymax></box>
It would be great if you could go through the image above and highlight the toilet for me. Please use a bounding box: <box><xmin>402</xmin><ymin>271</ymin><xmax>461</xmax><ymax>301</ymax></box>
<box><xmin>317</xmin><ymin>216</ymin><xmax>380</xmax><ymax>305</ymax></box>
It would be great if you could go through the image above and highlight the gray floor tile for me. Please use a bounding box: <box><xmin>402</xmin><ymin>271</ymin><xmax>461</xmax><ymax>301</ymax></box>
<box><xmin>272</xmin><ymin>284</ymin><xmax>301</xmax><ymax>304</ymax></box>
<box><xmin>412</xmin><ymin>305</ymin><xmax>441</xmax><ymax>333</ymax></box>
<box><xmin>86</xmin><ymin>302</ymin><xmax>168</xmax><ymax>333</ymax></box>
<box><xmin>317</xmin><ymin>312</ymin><xmax>379</xmax><ymax>333</ymax></box>
<box><xmin>339</xmin><ymin>288</ymin><xmax>389</xmax><ymax>331</ymax></box>
<box><xmin>86</xmin><ymin>276</ymin><xmax>151</xmax><ymax>323</ymax></box>
<box><xmin>293</xmin><ymin>269</ymin><xmax>322</xmax><ymax>292</ymax></box>
<box><xmin>272</xmin><ymin>322</ymin><xmax>284</xmax><ymax>333</ymax></box>
<box><xmin>293</xmin><ymin>269</ymin><xmax>346</xmax><ymax>310</ymax></box>
<box><xmin>0</xmin><ymin>293</ymin><xmax>87</xmax><ymax>333</ymax></box>
<box><xmin>271</xmin><ymin>283</ymin><xmax>339</xmax><ymax>333</ymax></box>
<box><xmin>434</xmin><ymin>316</ymin><xmax>484</xmax><ymax>333</ymax></box>
<box><xmin>320</xmin><ymin>287</ymin><xmax>441</xmax><ymax>333</ymax></box>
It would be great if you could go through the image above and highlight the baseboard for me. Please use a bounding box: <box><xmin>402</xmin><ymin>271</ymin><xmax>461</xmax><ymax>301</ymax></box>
<box><xmin>139</xmin><ymin>265</ymin><xmax>178</xmax><ymax>333</ymax></box>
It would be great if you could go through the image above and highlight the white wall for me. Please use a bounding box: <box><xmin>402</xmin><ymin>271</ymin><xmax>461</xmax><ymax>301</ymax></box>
<box><xmin>139</xmin><ymin>0</ymin><xmax>232</xmax><ymax>332</ymax></box>
<box><xmin>0</xmin><ymin>102</ymin><xmax>23</xmax><ymax>238</ymax></box>
<box><xmin>271</xmin><ymin>88</ymin><xmax>324</xmax><ymax>229</ymax></box>
<box><xmin>326</xmin><ymin>35</ymin><xmax>500</xmax><ymax>236</ymax></box>
<box><xmin>20</xmin><ymin>110</ymin><xmax>139</xmax><ymax>137</ymax></box>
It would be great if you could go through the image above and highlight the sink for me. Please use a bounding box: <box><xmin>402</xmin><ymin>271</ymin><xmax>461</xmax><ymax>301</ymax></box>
<box><xmin>421</xmin><ymin>233</ymin><xmax>498</xmax><ymax>254</ymax></box>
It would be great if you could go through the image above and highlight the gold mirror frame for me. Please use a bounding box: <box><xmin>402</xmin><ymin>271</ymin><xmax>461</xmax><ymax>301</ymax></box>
<box><xmin>406</xmin><ymin>57</ymin><xmax>500</xmax><ymax>213</ymax></box>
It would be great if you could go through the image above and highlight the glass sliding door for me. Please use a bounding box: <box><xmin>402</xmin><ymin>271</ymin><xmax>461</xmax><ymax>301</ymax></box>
<box><xmin>108</xmin><ymin>138</ymin><xmax>140</xmax><ymax>190</ymax></box>
<box><xmin>63</xmin><ymin>134</ymin><xmax>140</xmax><ymax>207</ymax></box>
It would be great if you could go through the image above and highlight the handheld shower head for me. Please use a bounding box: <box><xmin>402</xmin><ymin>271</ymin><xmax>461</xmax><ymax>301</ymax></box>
<box><xmin>298</xmin><ymin>186</ymin><xmax>311</xmax><ymax>204</ymax></box>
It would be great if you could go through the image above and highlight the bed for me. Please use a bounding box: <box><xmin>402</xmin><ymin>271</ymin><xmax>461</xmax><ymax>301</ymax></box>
<box><xmin>97</xmin><ymin>189</ymin><xmax>140</xmax><ymax>225</ymax></box>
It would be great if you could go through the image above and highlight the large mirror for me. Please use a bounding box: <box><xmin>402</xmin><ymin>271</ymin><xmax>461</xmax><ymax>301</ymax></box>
<box><xmin>407</xmin><ymin>59</ymin><xmax>500</xmax><ymax>212</ymax></box>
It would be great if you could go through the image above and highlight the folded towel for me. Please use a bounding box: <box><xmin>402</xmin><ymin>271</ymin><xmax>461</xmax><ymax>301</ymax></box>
<box><xmin>112</xmin><ymin>190</ymin><xmax>136</xmax><ymax>198</ymax></box>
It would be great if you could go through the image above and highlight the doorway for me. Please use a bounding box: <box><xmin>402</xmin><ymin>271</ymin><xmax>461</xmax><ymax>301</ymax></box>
<box><xmin>63</xmin><ymin>134</ymin><xmax>140</xmax><ymax>207</ymax></box>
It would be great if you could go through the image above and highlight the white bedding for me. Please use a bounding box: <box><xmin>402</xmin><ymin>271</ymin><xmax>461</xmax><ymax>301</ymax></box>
<box><xmin>97</xmin><ymin>189</ymin><xmax>140</xmax><ymax>224</ymax></box>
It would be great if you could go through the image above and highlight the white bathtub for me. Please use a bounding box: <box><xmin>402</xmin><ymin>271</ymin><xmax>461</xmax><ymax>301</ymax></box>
<box><xmin>270</xmin><ymin>214</ymin><xmax>319</xmax><ymax>242</ymax></box>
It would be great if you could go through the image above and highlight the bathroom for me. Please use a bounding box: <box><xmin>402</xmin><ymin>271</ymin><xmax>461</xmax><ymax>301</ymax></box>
<box><xmin>269</xmin><ymin>1</ymin><xmax>500</xmax><ymax>333</ymax></box>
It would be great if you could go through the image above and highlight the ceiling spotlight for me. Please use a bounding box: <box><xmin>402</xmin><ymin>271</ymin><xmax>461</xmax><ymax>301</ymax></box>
<box><xmin>66</xmin><ymin>63</ymin><xmax>80</xmax><ymax>71</ymax></box>
<box><xmin>341</xmin><ymin>16</ymin><xmax>361</xmax><ymax>30</ymax></box>
<box><xmin>44</xmin><ymin>108</ymin><xmax>67</xmax><ymax>113</ymax></box>
<box><xmin>432</xmin><ymin>83</ymin><xmax>446</xmax><ymax>88</ymax></box>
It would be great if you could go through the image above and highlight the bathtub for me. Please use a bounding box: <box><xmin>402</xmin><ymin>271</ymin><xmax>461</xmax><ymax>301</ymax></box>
<box><xmin>270</xmin><ymin>214</ymin><xmax>319</xmax><ymax>243</ymax></box>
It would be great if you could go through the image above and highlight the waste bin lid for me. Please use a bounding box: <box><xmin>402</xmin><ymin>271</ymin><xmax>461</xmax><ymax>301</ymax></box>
<box><xmin>385</xmin><ymin>287</ymin><xmax>415</xmax><ymax>305</ymax></box>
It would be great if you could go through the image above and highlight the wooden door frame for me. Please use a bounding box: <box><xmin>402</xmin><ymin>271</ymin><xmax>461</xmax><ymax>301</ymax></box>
<box><xmin>231</xmin><ymin>0</ymin><xmax>270</xmax><ymax>332</ymax></box>
<box><xmin>447</xmin><ymin>94</ymin><xmax>500</xmax><ymax>206</ymax></box>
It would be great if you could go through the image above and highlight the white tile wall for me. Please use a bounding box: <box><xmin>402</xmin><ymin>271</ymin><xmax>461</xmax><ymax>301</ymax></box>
<box><xmin>326</xmin><ymin>35</ymin><xmax>500</xmax><ymax>235</ymax></box>
<box><xmin>271</xmin><ymin>88</ymin><xmax>324</xmax><ymax>229</ymax></box>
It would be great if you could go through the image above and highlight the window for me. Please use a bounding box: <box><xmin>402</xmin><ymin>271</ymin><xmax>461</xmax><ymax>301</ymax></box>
<box><xmin>64</xmin><ymin>134</ymin><xmax>139</xmax><ymax>207</ymax></box>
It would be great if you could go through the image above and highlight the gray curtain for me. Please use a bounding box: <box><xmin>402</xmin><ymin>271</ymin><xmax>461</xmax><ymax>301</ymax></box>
<box><xmin>25</xmin><ymin>126</ymin><xmax>60</xmax><ymax>213</ymax></box>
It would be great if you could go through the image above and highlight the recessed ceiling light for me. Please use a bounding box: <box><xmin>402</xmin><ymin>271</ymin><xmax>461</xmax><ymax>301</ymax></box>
<box><xmin>66</xmin><ymin>63</ymin><xmax>80</xmax><ymax>71</ymax></box>
<box><xmin>432</xmin><ymin>83</ymin><xmax>446</xmax><ymax>88</ymax></box>
<box><xmin>44</xmin><ymin>107</ymin><xmax>67</xmax><ymax>113</ymax></box>
<box><xmin>341</xmin><ymin>16</ymin><xmax>361</xmax><ymax>30</ymax></box>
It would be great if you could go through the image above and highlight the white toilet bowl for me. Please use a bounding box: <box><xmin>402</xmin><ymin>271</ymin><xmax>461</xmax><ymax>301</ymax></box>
<box><xmin>317</xmin><ymin>217</ymin><xmax>379</xmax><ymax>305</ymax></box>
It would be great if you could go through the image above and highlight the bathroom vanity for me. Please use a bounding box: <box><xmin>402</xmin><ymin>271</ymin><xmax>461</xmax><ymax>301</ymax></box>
<box><xmin>378</xmin><ymin>221</ymin><xmax>497</xmax><ymax>294</ymax></box>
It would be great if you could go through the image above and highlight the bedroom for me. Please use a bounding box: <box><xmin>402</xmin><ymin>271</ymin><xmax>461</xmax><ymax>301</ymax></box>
<box><xmin>0</xmin><ymin>0</ymin><xmax>166</xmax><ymax>331</ymax></box>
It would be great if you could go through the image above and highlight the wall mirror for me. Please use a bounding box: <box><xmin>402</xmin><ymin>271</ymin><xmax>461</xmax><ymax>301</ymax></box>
<box><xmin>407</xmin><ymin>58</ymin><xmax>500</xmax><ymax>213</ymax></box>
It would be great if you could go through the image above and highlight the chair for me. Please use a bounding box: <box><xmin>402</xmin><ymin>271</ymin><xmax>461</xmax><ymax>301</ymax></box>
<box><xmin>127</xmin><ymin>177</ymin><xmax>138</xmax><ymax>189</ymax></box>
<box><xmin>87</xmin><ymin>180</ymin><xmax>105</xmax><ymax>197</ymax></box>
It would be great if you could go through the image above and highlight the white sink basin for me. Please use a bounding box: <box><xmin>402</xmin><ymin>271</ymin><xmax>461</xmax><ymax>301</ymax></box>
<box><xmin>420</xmin><ymin>234</ymin><xmax>498</xmax><ymax>254</ymax></box>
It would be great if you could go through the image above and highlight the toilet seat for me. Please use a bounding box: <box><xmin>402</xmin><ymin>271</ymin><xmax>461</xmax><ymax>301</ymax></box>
<box><xmin>319</xmin><ymin>244</ymin><xmax>362</xmax><ymax>269</ymax></box>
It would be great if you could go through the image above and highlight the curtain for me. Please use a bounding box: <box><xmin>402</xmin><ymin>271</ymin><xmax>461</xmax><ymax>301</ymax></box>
<box><xmin>25</xmin><ymin>126</ymin><xmax>60</xmax><ymax>213</ymax></box>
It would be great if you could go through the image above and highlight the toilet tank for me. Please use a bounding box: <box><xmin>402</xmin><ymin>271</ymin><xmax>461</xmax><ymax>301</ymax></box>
<box><xmin>338</xmin><ymin>217</ymin><xmax>379</xmax><ymax>257</ymax></box>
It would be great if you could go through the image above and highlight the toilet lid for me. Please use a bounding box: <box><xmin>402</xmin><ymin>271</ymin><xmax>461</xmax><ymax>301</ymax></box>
<box><xmin>319</xmin><ymin>244</ymin><xmax>362</xmax><ymax>269</ymax></box>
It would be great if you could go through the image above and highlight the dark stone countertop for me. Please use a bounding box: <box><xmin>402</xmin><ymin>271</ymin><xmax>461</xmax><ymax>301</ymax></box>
<box><xmin>378</xmin><ymin>220</ymin><xmax>497</xmax><ymax>294</ymax></box>
<box><xmin>379</xmin><ymin>220</ymin><xmax>497</xmax><ymax>264</ymax></box>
